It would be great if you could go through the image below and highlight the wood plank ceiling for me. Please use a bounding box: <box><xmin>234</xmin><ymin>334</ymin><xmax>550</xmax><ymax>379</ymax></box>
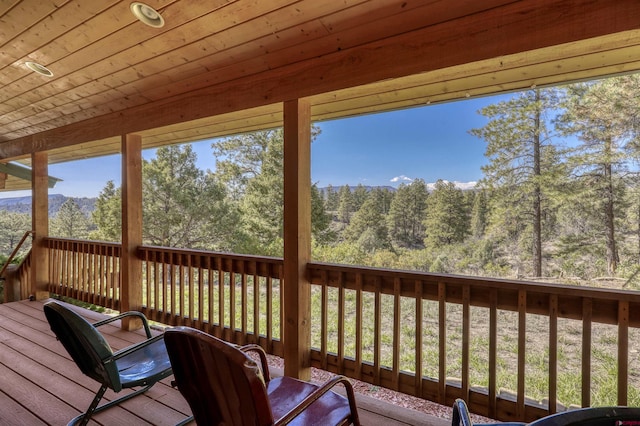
<box><xmin>0</xmin><ymin>0</ymin><xmax>639</xmax><ymax>190</ymax></box>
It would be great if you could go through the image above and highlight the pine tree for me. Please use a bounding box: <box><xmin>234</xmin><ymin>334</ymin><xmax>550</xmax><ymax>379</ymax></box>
<box><xmin>219</xmin><ymin>128</ymin><xmax>330</xmax><ymax>256</ymax></box>
<box><xmin>352</xmin><ymin>184</ymin><xmax>369</xmax><ymax>211</ymax></box>
<box><xmin>556</xmin><ymin>76</ymin><xmax>640</xmax><ymax>274</ymax></box>
<box><xmin>388</xmin><ymin>179</ymin><xmax>428</xmax><ymax>248</ymax></box>
<box><xmin>470</xmin><ymin>190</ymin><xmax>488</xmax><ymax>238</ymax></box>
<box><xmin>143</xmin><ymin>144</ymin><xmax>234</xmax><ymax>250</ymax></box>
<box><xmin>344</xmin><ymin>190</ymin><xmax>391</xmax><ymax>252</ymax></box>
<box><xmin>0</xmin><ymin>212</ymin><xmax>31</xmax><ymax>255</ymax></box>
<box><xmin>51</xmin><ymin>198</ymin><xmax>92</xmax><ymax>239</ymax></box>
<box><xmin>423</xmin><ymin>180</ymin><xmax>469</xmax><ymax>248</ymax></box>
<box><xmin>90</xmin><ymin>180</ymin><xmax>121</xmax><ymax>241</ymax></box>
<box><xmin>324</xmin><ymin>184</ymin><xmax>339</xmax><ymax>211</ymax></box>
<box><xmin>311</xmin><ymin>184</ymin><xmax>335</xmax><ymax>245</ymax></box>
<box><xmin>337</xmin><ymin>185</ymin><xmax>353</xmax><ymax>226</ymax></box>
<box><xmin>471</xmin><ymin>89</ymin><xmax>562</xmax><ymax>277</ymax></box>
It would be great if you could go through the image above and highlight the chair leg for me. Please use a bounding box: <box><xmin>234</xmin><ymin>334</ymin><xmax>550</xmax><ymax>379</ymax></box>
<box><xmin>70</xmin><ymin>384</ymin><xmax>108</xmax><ymax>426</ymax></box>
<box><xmin>69</xmin><ymin>384</ymin><xmax>155</xmax><ymax>426</ymax></box>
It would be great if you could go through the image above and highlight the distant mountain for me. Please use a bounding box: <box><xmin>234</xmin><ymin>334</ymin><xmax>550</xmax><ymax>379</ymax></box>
<box><xmin>318</xmin><ymin>181</ymin><xmax>477</xmax><ymax>194</ymax></box>
<box><xmin>318</xmin><ymin>185</ymin><xmax>397</xmax><ymax>195</ymax></box>
<box><xmin>0</xmin><ymin>194</ymin><xmax>96</xmax><ymax>216</ymax></box>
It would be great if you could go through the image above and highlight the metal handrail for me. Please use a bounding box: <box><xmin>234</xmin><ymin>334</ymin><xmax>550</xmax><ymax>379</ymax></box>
<box><xmin>0</xmin><ymin>230</ymin><xmax>33</xmax><ymax>279</ymax></box>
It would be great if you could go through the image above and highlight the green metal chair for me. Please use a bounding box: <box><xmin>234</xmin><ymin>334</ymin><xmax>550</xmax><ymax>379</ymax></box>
<box><xmin>43</xmin><ymin>300</ymin><xmax>182</xmax><ymax>426</ymax></box>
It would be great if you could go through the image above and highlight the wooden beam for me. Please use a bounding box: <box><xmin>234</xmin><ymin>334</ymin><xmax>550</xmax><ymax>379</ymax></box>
<box><xmin>120</xmin><ymin>134</ymin><xmax>143</xmax><ymax>329</ymax></box>
<box><xmin>31</xmin><ymin>151</ymin><xmax>49</xmax><ymax>300</ymax></box>
<box><xmin>283</xmin><ymin>98</ymin><xmax>312</xmax><ymax>380</ymax></box>
<box><xmin>1</xmin><ymin>0</ymin><xmax>638</xmax><ymax>159</ymax></box>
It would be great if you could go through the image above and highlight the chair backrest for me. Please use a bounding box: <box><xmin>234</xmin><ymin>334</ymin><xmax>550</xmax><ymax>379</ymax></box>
<box><xmin>43</xmin><ymin>301</ymin><xmax>121</xmax><ymax>390</ymax></box>
<box><xmin>164</xmin><ymin>327</ymin><xmax>274</xmax><ymax>426</ymax></box>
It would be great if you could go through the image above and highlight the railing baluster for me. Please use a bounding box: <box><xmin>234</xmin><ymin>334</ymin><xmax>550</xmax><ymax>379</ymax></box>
<box><xmin>355</xmin><ymin>274</ymin><xmax>363</xmax><ymax>379</ymax></box>
<box><xmin>187</xmin><ymin>254</ymin><xmax>193</xmax><ymax>326</ymax></box>
<box><xmin>618</xmin><ymin>300</ymin><xmax>629</xmax><ymax>406</ymax></box>
<box><xmin>62</xmin><ymin>240</ymin><xmax>69</xmax><ymax>297</ymax></box>
<box><xmin>230</xmin><ymin>268</ymin><xmax>236</xmax><ymax>337</ymax></box>
<box><xmin>170</xmin><ymin>252</ymin><xmax>177</xmax><ymax>323</ymax></box>
<box><xmin>517</xmin><ymin>289</ymin><xmax>526</xmax><ymax>419</ymax></box>
<box><xmin>374</xmin><ymin>276</ymin><xmax>381</xmax><ymax>385</ymax></box>
<box><xmin>153</xmin><ymin>252</ymin><xmax>160</xmax><ymax>314</ymax></box>
<box><xmin>162</xmin><ymin>253</ymin><xmax>168</xmax><ymax>317</ymax></box>
<box><xmin>217</xmin><ymin>257</ymin><xmax>224</xmax><ymax>338</ymax></box>
<box><xmin>338</xmin><ymin>273</ymin><xmax>345</xmax><ymax>375</ymax></box>
<box><xmin>489</xmin><ymin>288</ymin><xmax>498</xmax><ymax>419</ymax></box>
<box><xmin>415</xmin><ymin>280</ymin><xmax>423</xmax><ymax>398</ymax></box>
<box><xmin>438</xmin><ymin>282</ymin><xmax>446</xmax><ymax>404</ymax></box>
<box><xmin>198</xmin><ymin>260</ymin><xmax>205</xmax><ymax>330</ymax></box>
<box><xmin>321</xmin><ymin>271</ymin><xmax>328</xmax><ymax>371</ymax></box>
<box><xmin>462</xmin><ymin>284</ymin><xmax>470</xmax><ymax>401</ymax></box>
<box><xmin>549</xmin><ymin>294</ymin><xmax>558</xmax><ymax>414</ymax></box>
<box><xmin>582</xmin><ymin>298</ymin><xmax>592</xmax><ymax>407</ymax></box>
<box><xmin>207</xmin><ymin>257</ymin><xmax>214</xmax><ymax>333</ymax></box>
<box><xmin>253</xmin><ymin>272</ymin><xmax>259</xmax><ymax>344</ymax></box>
<box><xmin>180</xmin><ymin>258</ymin><xmax>186</xmax><ymax>322</ymax></box>
<box><xmin>266</xmin><ymin>276</ymin><xmax>272</xmax><ymax>351</ymax></box>
<box><xmin>393</xmin><ymin>277</ymin><xmax>401</xmax><ymax>389</ymax></box>
<box><xmin>241</xmin><ymin>264</ymin><xmax>248</xmax><ymax>343</ymax></box>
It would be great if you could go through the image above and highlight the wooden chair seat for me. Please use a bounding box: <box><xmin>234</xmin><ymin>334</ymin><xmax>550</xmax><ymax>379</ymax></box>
<box><xmin>164</xmin><ymin>326</ymin><xmax>360</xmax><ymax>426</ymax></box>
<box><xmin>268</xmin><ymin>376</ymin><xmax>354</xmax><ymax>426</ymax></box>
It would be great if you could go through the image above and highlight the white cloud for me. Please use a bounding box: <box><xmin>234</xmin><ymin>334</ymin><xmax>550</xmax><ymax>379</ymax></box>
<box><xmin>426</xmin><ymin>180</ymin><xmax>477</xmax><ymax>190</ymax></box>
<box><xmin>390</xmin><ymin>175</ymin><xmax>413</xmax><ymax>183</ymax></box>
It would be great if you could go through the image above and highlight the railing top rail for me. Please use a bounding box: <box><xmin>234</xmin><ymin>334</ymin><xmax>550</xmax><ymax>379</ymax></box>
<box><xmin>46</xmin><ymin>237</ymin><xmax>121</xmax><ymax>248</ymax></box>
<box><xmin>139</xmin><ymin>245</ymin><xmax>284</xmax><ymax>278</ymax></box>
<box><xmin>308</xmin><ymin>261</ymin><xmax>640</xmax><ymax>303</ymax></box>
<box><xmin>0</xmin><ymin>230</ymin><xmax>33</xmax><ymax>278</ymax></box>
<box><xmin>139</xmin><ymin>245</ymin><xmax>283</xmax><ymax>265</ymax></box>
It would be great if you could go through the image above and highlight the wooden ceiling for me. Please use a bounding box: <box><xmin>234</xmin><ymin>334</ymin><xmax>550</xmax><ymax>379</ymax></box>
<box><xmin>1</xmin><ymin>0</ymin><xmax>640</xmax><ymax>175</ymax></box>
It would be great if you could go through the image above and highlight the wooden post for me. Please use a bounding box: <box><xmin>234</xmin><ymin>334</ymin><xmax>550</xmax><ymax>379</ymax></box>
<box><xmin>283</xmin><ymin>98</ymin><xmax>312</xmax><ymax>380</ymax></box>
<box><xmin>121</xmin><ymin>134</ymin><xmax>143</xmax><ymax>329</ymax></box>
<box><xmin>31</xmin><ymin>151</ymin><xmax>49</xmax><ymax>300</ymax></box>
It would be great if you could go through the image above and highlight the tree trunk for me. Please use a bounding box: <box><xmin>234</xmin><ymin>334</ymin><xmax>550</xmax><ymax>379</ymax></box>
<box><xmin>604</xmin><ymin>139</ymin><xmax>618</xmax><ymax>274</ymax></box>
<box><xmin>532</xmin><ymin>90</ymin><xmax>543</xmax><ymax>277</ymax></box>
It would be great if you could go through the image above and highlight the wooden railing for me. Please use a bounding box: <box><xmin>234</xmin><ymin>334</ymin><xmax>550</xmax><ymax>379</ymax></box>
<box><xmin>39</xmin><ymin>237</ymin><xmax>640</xmax><ymax>422</ymax></box>
<box><xmin>47</xmin><ymin>238</ymin><xmax>122</xmax><ymax>310</ymax></box>
<box><xmin>307</xmin><ymin>262</ymin><xmax>640</xmax><ymax>421</ymax></box>
<box><xmin>137</xmin><ymin>245</ymin><xmax>284</xmax><ymax>355</ymax></box>
<box><xmin>0</xmin><ymin>230</ymin><xmax>33</xmax><ymax>279</ymax></box>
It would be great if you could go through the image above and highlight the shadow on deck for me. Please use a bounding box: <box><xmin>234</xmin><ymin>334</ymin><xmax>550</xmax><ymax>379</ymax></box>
<box><xmin>0</xmin><ymin>299</ymin><xmax>449</xmax><ymax>426</ymax></box>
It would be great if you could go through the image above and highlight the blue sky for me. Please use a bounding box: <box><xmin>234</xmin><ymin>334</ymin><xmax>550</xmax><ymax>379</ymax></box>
<box><xmin>1</xmin><ymin>94</ymin><xmax>510</xmax><ymax>199</ymax></box>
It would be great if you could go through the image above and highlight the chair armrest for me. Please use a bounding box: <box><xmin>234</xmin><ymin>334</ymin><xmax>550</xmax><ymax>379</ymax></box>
<box><xmin>452</xmin><ymin>398</ymin><xmax>473</xmax><ymax>426</ymax></box>
<box><xmin>275</xmin><ymin>375</ymin><xmax>359</xmax><ymax>426</ymax></box>
<box><xmin>240</xmin><ymin>344</ymin><xmax>271</xmax><ymax>381</ymax></box>
<box><xmin>110</xmin><ymin>333</ymin><xmax>165</xmax><ymax>360</ymax></box>
<box><xmin>93</xmin><ymin>311</ymin><xmax>153</xmax><ymax>338</ymax></box>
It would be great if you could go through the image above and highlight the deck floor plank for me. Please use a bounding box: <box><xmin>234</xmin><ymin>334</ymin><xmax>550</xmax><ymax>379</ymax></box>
<box><xmin>0</xmin><ymin>390</ymin><xmax>47</xmax><ymax>426</ymax></box>
<box><xmin>0</xmin><ymin>299</ymin><xmax>447</xmax><ymax>426</ymax></box>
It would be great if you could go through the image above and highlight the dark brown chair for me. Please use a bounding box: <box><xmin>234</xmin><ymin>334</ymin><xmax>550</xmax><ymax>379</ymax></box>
<box><xmin>164</xmin><ymin>326</ymin><xmax>360</xmax><ymax>426</ymax></box>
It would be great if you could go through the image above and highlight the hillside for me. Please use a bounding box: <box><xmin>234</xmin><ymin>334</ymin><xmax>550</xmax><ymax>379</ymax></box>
<box><xmin>0</xmin><ymin>194</ymin><xmax>96</xmax><ymax>216</ymax></box>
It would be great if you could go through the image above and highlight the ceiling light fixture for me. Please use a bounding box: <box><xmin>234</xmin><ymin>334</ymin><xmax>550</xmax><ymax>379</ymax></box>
<box><xmin>25</xmin><ymin>61</ymin><xmax>53</xmax><ymax>77</ymax></box>
<box><xmin>130</xmin><ymin>2</ymin><xmax>165</xmax><ymax>28</ymax></box>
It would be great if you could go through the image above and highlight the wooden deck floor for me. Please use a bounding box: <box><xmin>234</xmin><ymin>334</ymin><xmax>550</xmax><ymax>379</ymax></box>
<box><xmin>0</xmin><ymin>299</ymin><xmax>449</xmax><ymax>426</ymax></box>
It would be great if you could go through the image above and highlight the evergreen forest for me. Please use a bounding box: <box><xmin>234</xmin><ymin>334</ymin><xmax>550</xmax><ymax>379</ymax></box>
<box><xmin>2</xmin><ymin>74</ymin><xmax>640</xmax><ymax>288</ymax></box>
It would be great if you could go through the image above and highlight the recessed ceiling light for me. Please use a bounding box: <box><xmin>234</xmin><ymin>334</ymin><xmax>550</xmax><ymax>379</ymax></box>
<box><xmin>25</xmin><ymin>61</ymin><xmax>53</xmax><ymax>77</ymax></box>
<box><xmin>130</xmin><ymin>2</ymin><xmax>165</xmax><ymax>28</ymax></box>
